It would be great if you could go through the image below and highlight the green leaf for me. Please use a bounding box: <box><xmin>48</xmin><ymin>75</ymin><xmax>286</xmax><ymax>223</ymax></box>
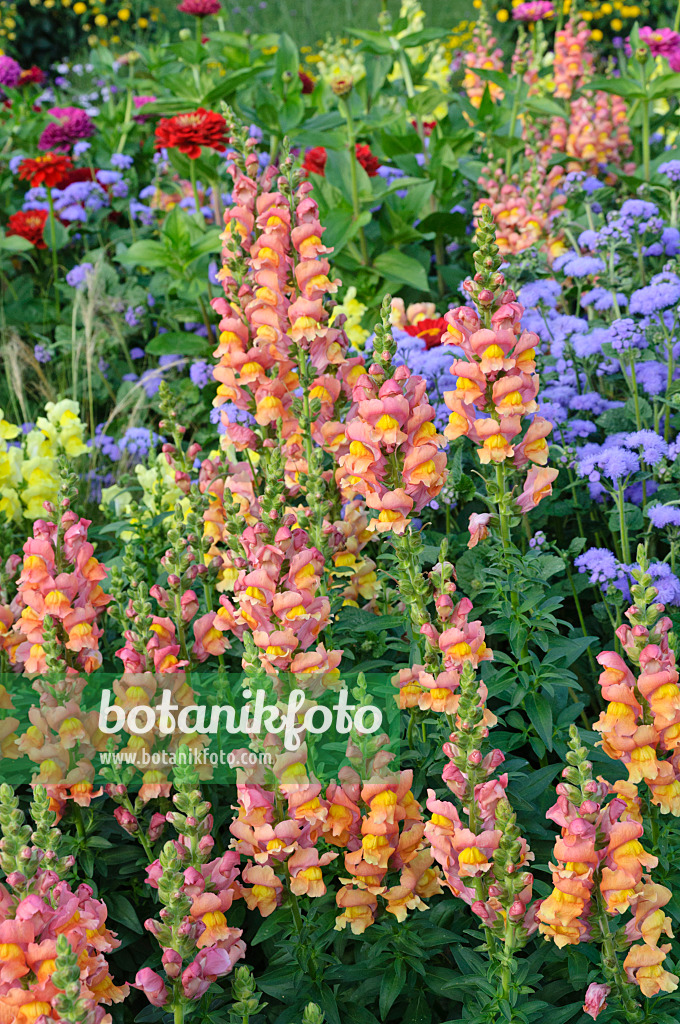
<box><xmin>525</xmin><ymin>692</ymin><xmax>553</xmax><ymax>751</ymax></box>
<box><xmin>379</xmin><ymin>962</ymin><xmax>406</xmax><ymax>1019</ymax></box>
<box><xmin>188</xmin><ymin>229</ymin><xmax>223</xmax><ymax>260</ymax></box>
<box><xmin>107</xmin><ymin>894</ymin><xmax>143</xmax><ymax>934</ymax></box>
<box><xmin>350</xmin><ymin>27</ymin><xmax>394</xmax><ymax>54</ymax></box>
<box><xmin>250</xmin><ymin>914</ymin><xmax>283</xmax><ymax>944</ymax></box>
<box><xmin>335</xmin><ymin>607</ymin><xmax>404</xmax><ymax>633</ymax></box>
<box><xmin>200</xmin><ymin>66</ymin><xmax>264</xmax><ymax>107</ymax></box>
<box><xmin>542</xmin><ymin>634</ymin><xmax>597</xmax><ymax>667</ymax></box>
<box><xmin>373</xmin><ymin>250</ymin><xmax>428</xmax><ymax>290</ymax></box>
<box><xmin>647</xmin><ymin>73</ymin><xmax>680</xmax><ymax>99</ymax></box>
<box><xmin>399</xmin><ymin>27</ymin><xmax>448</xmax><ymax>47</ymax></box>
<box><xmin>274</xmin><ymin>31</ymin><xmax>299</xmax><ymax>79</ymax></box>
<box><xmin>43</xmin><ymin>218</ymin><xmax>69</xmax><ymax>252</ymax></box>
<box><xmin>512</xmin><ymin>762</ymin><xmax>561</xmax><ymax>802</ymax></box>
<box><xmin>0</xmin><ymin>233</ymin><xmax>33</xmax><ymax>252</ymax></box>
<box><xmin>146</xmin><ymin>332</ymin><xmax>213</xmax><ymax>357</ymax></box>
<box><xmin>586</xmin><ymin>76</ymin><xmax>646</xmax><ymax>99</ymax></box>
<box><xmin>119</xmin><ymin>240</ymin><xmax>172</xmax><ymax>269</ymax></box>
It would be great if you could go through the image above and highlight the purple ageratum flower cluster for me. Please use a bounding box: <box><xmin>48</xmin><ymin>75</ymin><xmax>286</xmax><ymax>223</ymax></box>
<box><xmin>629</xmin><ymin>271</ymin><xmax>680</xmax><ymax>314</ymax></box>
<box><xmin>34</xmin><ymin>344</ymin><xmax>51</xmax><ymax>364</ymax></box>
<box><xmin>517</xmin><ymin>279</ymin><xmax>561</xmax><ymax>309</ymax></box>
<box><xmin>38</xmin><ymin>106</ymin><xmax>96</xmax><ymax>152</ymax></box>
<box><xmin>94</xmin><ymin>425</ymin><xmax>164</xmax><ymax>462</ymax></box>
<box><xmin>647</xmin><ymin>562</ymin><xmax>680</xmax><ymax>605</ymax></box>
<box><xmin>66</xmin><ymin>262</ymin><xmax>94</xmax><ymax>288</ymax></box>
<box><xmin>622</xmin><ymin>429</ymin><xmax>669</xmax><ymax>465</ymax></box>
<box><xmin>575</xmin><ymin>548</ymin><xmax>680</xmax><ymax>606</ymax></box>
<box><xmin>190</xmin><ymin>360</ymin><xmax>214</xmax><ymax>389</ymax></box>
<box><xmin>636</xmin><ymin>360</ymin><xmax>670</xmax><ymax>396</ymax></box>
<box><xmin>31</xmin><ymin>180</ymin><xmax>109</xmax><ymax>223</ymax></box>
<box><xmin>659</xmin><ymin>160</ymin><xmax>680</xmax><ymax>182</ymax></box>
<box><xmin>552</xmin><ymin>252</ymin><xmax>606</xmax><ymax>278</ymax></box>
<box><xmin>580</xmin><ymin>287</ymin><xmax>628</xmax><ymax>312</ymax></box>
<box><xmin>574</xmin><ymin>547</ymin><xmax>626</xmax><ymax>586</ymax></box>
<box><xmin>576</xmin><ymin>442</ymin><xmax>640</xmax><ymax>484</ymax></box>
<box><xmin>647</xmin><ymin>504</ymin><xmax>680</xmax><ymax>529</ymax></box>
<box><xmin>125</xmin><ymin>305</ymin><xmax>145</xmax><ymax>328</ymax></box>
<box><xmin>607</xmin><ymin>317</ymin><xmax>648</xmax><ymax>352</ymax></box>
<box><xmin>110</xmin><ymin>153</ymin><xmax>134</xmax><ymax>170</ymax></box>
<box><xmin>96</xmin><ymin>168</ymin><xmax>129</xmax><ymax>199</ymax></box>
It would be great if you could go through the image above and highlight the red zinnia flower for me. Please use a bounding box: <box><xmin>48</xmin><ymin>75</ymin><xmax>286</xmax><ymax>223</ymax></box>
<box><xmin>177</xmin><ymin>0</ymin><xmax>220</xmax><ymax>12</ymax></box>
<box><xmin>403</xmin><ymin>318</ymin><xmax>449</xmax><ymax>349</ymax></box>
<box><xmin>299</xmin><ymin>70</ymin><xmax>315</xmax><ymax>94</ymax></box>
<box><xmin>7</xmin><ymin>209</ymin><xmax>48</xmax><ymax>248</ymax></box>
<box><xmin>355</xmin><ymin>143</ymin><xmax>380</xmax><ymax>177</ymax></box>
<box><xmin>18</xmin><ymin>65</ymin><xmax>46</xmax><ymax>87</ymax></box>
<box><xmin>302</xmin><ymin>142</ymin><xmax>381</xmax><ymax>178</ymax></box>
<box><xmin>302</xmin><ymin>145</ymin><xmax>327</xmax><ymax>176</ymax></box>
<box><xmin>154</xmin><ymin>108</ymin><xmax>228</xmax><ymax>159</ymax></box>
<box><xmin>17</xmin><ymin>153</ymin><xmax>73</xmax><ymax>189</ymax></box>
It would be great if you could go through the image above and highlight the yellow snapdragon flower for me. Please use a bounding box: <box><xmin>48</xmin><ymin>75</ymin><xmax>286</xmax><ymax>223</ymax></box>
<box><xmin>329</xmin><ymin>286</ymin><xmax>370</xmax><ymax>349</ymax></box>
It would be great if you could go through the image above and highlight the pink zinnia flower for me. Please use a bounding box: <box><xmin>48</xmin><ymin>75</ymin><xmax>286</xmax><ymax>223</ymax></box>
<box><xmin>637</xmin><ymin>26</ymin><xmax>680</xmax><ymax>58</ymax></box>
<box><xmin>38</xmin><ymin>106</ymin><xmax>95</xmax><ymax>152</ymax></box>
<box><xmin>177</xmin><ymin>0</ymin><xmax>220</xmax><ymax>12</ymax></box>
<box><xmin>512</xmin><ymin>0</ymin><xmax>554</xmax><ymax>20</ymax></box>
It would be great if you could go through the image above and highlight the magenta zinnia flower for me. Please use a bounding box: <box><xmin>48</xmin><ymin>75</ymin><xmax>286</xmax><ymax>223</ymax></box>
<box><xmin>0</xmin><ymin>55</ymin><xmax>22</xmax><ymax>88</ymax></box>
<box><xmin>38</xmin><ymin>106</ymin><xmax>96</xmax><ymax>153</ymax></box>
<box><xmin>177</xmin><ymin>0</ymin><xmax>220</xmax><ymax>13</ymax></box>
<box><xmin>637</xmin><ymin>25</ymin><xmax>680</xmax><ymax>63</ymax></box>
<box><xmin>512</xmin><ymin>0</ymin><xmax>554</xmax><ymax>20</ymax></box>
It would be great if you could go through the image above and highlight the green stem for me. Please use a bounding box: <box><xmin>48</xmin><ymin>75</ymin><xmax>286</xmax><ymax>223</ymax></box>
<box><xmin>46</xmin><ymin>188</ymin><xmax>60</xmax><ymax>319</ymax></box>
<box><xmin>616</xmin><ymin>482</ymin><xmax>631</xmax><ymax>564</ymax></box>
<box><xmin>641</xmin><ymin>98</ymin><xmax>651</xmax><ymax>183</ymax></box>
<box><xmin>189</xmin><ymin>158</ymin><xmax>203</xmax><ymax>223</ymax></box>
<box><xmin>504</xmin><ymin>86</ymin><xmax>521</xmax><ymax>180</ymax></box>
<box><xmin>595</xmin><ymin>886</ymin><xmax>643</xmax><ymax>1020</ymax></box>
<box><xmin>339</xmin><ymin>96</ymin><xmax>368</xmax><ymax>264</ymax></box>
